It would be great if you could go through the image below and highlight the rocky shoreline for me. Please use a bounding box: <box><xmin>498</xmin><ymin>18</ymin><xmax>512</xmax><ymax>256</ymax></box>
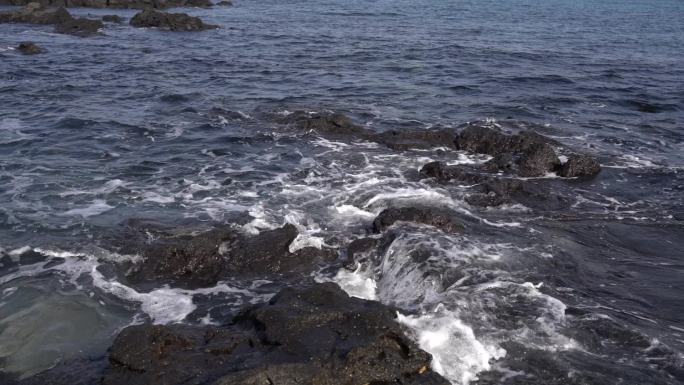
<box><xmin>0</xmin><ymin>111</ymin><xmax>605</xmax><ymax>385</ymax></box>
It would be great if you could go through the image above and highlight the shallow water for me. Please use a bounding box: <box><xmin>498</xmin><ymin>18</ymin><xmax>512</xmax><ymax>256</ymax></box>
<box><xmin>1</xmin><ymin>0</ymin><xmax>683</xmax><ymax>383</ymax></box>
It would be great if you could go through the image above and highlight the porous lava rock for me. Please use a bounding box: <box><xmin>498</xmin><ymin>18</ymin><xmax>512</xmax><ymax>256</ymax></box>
<box><xmin>102</xmin><ymin>283</ymin><xmax>449</xmax><ymax>385</ymax></box>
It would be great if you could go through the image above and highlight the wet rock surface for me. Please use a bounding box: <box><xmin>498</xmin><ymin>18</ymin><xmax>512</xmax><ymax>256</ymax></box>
<box><xmin>0</xmin><ymin>3</ymin><xmax>102</xmax><ymax>36</ymax></box>
<box><xmin>373</xmin><ymin>206</ymin><xmax>464</xmax><ymax>233</ymax></box>
<box><xmin>127</xmin><ymin>224</ymin><xmax>337</xmax><ymax>289</ymax></box>
<box><xmin>16</xmin><ymin>41</ymin><xmax>42</xmax><ymax>54</ymax></box>
<box><xmin>130</xmin><ymin>9</ymin><xmax>217</xmax><ymax>31</ymax></box>
<box><xmin>559</xmin><ymin>154</ymin><xmax>602</xmax><ymax>178</ymax></box>
<box><xmin>102</xmin><ymin>283</ymin><xmax>448</xmax><ymax>385</ymax></box>
<box><xmin>453</xmin><ymin>124</ymin><xmax>601</xmax><ymax>178</ymax></box>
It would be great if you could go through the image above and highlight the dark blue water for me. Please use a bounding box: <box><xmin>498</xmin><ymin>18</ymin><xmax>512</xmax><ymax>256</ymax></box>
<box><xmin>1</xmin><ymin>0</ymin><xmax>683</xmax><ymax>384</ymax></box>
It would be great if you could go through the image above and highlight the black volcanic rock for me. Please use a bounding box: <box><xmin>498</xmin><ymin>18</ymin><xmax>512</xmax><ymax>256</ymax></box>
<box><xmin>17</xmin><ymin>41</ymin><xmax>42</xmax><ymax>54</ymax></box>
<box><xmin>420</xmin><ymin>161</ymin><xmax>488</xmax><ymax>184</ymax></box>
<box><xmin>130</xmin><ymin>9</ymin><xmax>218</xmax><ymax>31</ymax></box>
<box><xmin>127</xmin><ymin>224</ymin><xmax>336</xmax><ymax>288</ymax></box>
<box><xmin>453</xmin><ymin>125</ymin><xmax>513</xmax><ymax>155</ymax></box>
<box><xmin>102</xmin><ymin>283</ymin><xmax>449</xmax><ymax>385</ymax></box>
<box><xmin>559</xmin><ymin>154</ymin><xmax>601</xmax><ymax>178</ymax></box>
<box><xmin>373</xmin><ymin>206</ymin><xmax>464</xmax><ymax>233</ymax></box>
<box><xmin>452</xmin><ymin>124</ymin><xmax>599</xmax><ymax>178</ymax></box>
<box><xmin>517</xmin><ymin>143</ymin><xmax>561</xmax><ymax>177</ymax></box>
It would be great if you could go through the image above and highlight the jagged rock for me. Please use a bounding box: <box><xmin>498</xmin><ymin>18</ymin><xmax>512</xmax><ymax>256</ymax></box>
<box><xmin>129</xmin><ymin>9</ymin><xmax>218</xmax><ymax>31</ymax></box>
<box><xmin>517</xmin><ymin>143</ymin><xmax>561</xmax><ymax>177</ymax></box>
<box><xmin>559</xmin><ymin>154</ymin><xmax>601</xmax><ymax>177</ymax></box>
<box><xmin>102</xmin><ymin>283</ymin><xmax>449</xmax><ymax>385</ymax></box>
<box><xmin>101</xmin><ymin>14</ymin><xmax>122</xmax><ymax>23</ymax></box>
<box><xmin>451</xmin><ymin>124</ymin><xmax>604</xmax><ymax>178</ymax></box>
<box><xmin>216</xmin><ymin>0</ymin><xmax>232</xmax><ymax>5</ymax></box>
<box><xmin>482</xmin><ymin>152</ymin><xmax>516</xmax><ymax>172</ymax></box>
<box><xmin>453</xmin><ymin>125</ymin><xmax>514</xmax><ymax>155</ymax></box>
<box><xmin>127</xmin><ymin>224</ymin><xmax>337</xmax><ymax>288</ymax></box>
<box><xmin>373</xmin><ymin>206</ymin><xmax>464</xmax><ymax>233</ymax></box>
<box><xmin>17</xmin><ymin>41</ymin><xmax>42</xmax><ymax>54</ymax></box>
<box><xmin>274</xmin><ymin>110</ymin><xmax>366</xmax><ymax>136</ymax></box>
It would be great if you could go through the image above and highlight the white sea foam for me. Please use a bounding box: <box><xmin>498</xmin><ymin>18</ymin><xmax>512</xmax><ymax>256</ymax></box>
<box><xmin>60</xmin><ymin>199</ymin><xmax>114</xmax><ymax>218</ymax></box>
<box><xmin>59</xmin><ymin>179</ymin><xmax>129</xmax><ymax>197</ymax></box>
<box><xmin>398</xmin><ymin>306</ymin><xmax>506</xmax><ymax>385</ymax></box>
<box><xmin>331</xmin><ymin>264</ymin><xmax>377</xmax><ymax>300</ymax></box>
<box><xmin>1</xmin><ymin>247</ymin><xmax>256</xmax><ymax>324</ymax></box>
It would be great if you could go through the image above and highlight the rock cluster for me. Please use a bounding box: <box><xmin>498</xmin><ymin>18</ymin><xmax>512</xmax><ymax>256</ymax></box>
<box><xmin>0</xmin><ymin>0</ymin><xmax>213</xmax><ymax>9</ymax></box>
<box><xmin>0</xmin><ymin>3</ymin><xmax>103</xmax><ymax>36</ymax></box>
<box><xmin>0</xmin><ymin>1</ymin><xmax>219</xmax><ymax>36</ymax></box>
<box><xmin>272</xmin><ymin>111</ymin><xmax>601</xmax><ymax>209</ymax></box>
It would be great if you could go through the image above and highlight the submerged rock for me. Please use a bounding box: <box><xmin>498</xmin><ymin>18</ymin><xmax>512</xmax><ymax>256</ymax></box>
<box><xmin>101</xmin><ymin>14</ymin><xmax>122</xmax><ymax>23</ymax></box>
<box><xmin>373</xmin><ymin>206</ymin><xmax>464</xmax><ymax>233</ymax></box>
<box><xmin>127</xmin><ymin>224</ymin><xmax>336</xmax><ymax>288</ymax></box>
<box><xmin>130</xmin><ymin>9</ymin><xmax>218</xmax><ymax>31</ymax></box>
<box><xmin>274</xmin><ymin>110</ymin><xmax>366</xmax><ymax>136</ymax></box>
<box><xmin>0</xmin><ymin>3</ymin><xmax>102</xmax><ymax>37</ymax></box>
<box><xmin>102</xmin><ymin>283</ymin><xmax>448</xmax><ymax>385</ymax></box>
<box><xmin>216</xmin><ymin>0</ymin><xmax>232</xmax><ymax>5</ymax></box>
<box><xmin>17</xmin><ymin>41</ymin><xmax>42</xmax><ymax>55</ymax></box>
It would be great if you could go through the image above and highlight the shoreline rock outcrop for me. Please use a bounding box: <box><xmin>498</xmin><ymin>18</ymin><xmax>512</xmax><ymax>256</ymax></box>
<box><xmin>102</xmin><ymin>283</ymin><xmax>449</xmax><ymax>385</ymax></box>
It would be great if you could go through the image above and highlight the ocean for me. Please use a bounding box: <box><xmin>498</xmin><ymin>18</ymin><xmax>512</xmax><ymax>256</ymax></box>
<box><xmin>1</xmin><ymin>0</ymin><xmax>683</xmax><ymax>383</ymax></box>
